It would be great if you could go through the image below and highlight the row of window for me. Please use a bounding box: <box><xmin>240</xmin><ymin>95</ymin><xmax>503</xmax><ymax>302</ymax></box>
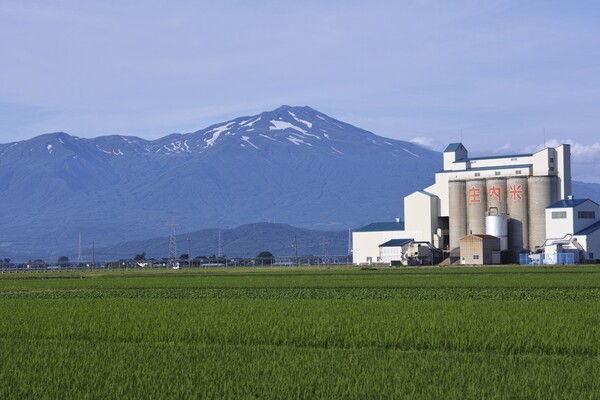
<box><xmin>473</xmin><ymin>170</ymin><xmax>522</xmax><ymax>178</ymax></box>
<box><xmin>552</xmin><ymin>211</ymin><xmax>596</xmax><ymax>219</ymax></box>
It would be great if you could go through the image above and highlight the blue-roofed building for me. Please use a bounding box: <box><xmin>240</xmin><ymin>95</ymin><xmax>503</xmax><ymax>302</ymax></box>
<box><xmin>352</xmin><ymin>220</ymin><xmax>423</xmax><ymax>264</ymax></box>
<box><xmin>545</xmin><ymin>197</ymin><xmax>600</xmax><ymax>261</ymax></box>
<box><xmin>378</xmin><ymin>238</ymin><xmax>414</xmax><ymax>264</ymax></box>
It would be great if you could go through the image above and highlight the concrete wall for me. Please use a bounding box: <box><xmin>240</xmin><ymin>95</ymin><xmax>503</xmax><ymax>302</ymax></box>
<box><xmin>404</xmin><ymin>191</ymin><xmax>439</xmax><ymax>244</ymax></box>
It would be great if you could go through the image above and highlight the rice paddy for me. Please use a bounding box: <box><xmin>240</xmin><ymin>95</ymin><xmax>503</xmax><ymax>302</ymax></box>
<box><xmin>1</xmin><ymin>266</ymin><xmax>599</xmax><ymax>399</ymax></box>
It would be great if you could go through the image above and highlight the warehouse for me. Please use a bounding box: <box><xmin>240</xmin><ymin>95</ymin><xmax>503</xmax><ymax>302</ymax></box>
<box><xmin>353</xmin><ymin>142</ymin><xmax>598</xmax><ymax>265</ymax></box>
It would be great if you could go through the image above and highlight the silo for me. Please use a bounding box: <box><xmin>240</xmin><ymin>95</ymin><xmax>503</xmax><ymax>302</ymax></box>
<box><xmin>528</xmin><ymin>176</ymin><xmax>558</xmax><ymax>250</ymax></box>
<box><xmin>466</xmin><ymin>179</ymin><xmax>487</xmax><ymax>236</ymax></box>
<box><xmin>486</xmin><ymin>209</ymin><xmax>509</xmax><ymax>251</ymax></box>
<box><xmin>486</xmin><ymin>178</ymin><xmax>507</xmax><ymax>214</ymax></box>
<box><xmin>507</xmin><ymin>176</ymin><xmax>529</xmax><ymax>254</ymax></box>
<box><xmin>448</xmin><ymin>180</ymin><xmax>467</xmax><ymax>257</ymax></box>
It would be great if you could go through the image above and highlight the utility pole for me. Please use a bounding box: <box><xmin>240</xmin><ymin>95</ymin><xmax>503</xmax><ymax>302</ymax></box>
<box><xmin>168</xmin><ymin>218</ymin><xmax>178</xmax><ymax>268</ymax></box>
<box><xmin>217</xmin><ymin>230</ymin><xmax>223</xmax><ymax>259</ymax></box>
<box><xmin>92</xmin><ymin>240</ymin><xmax>95</xmax><ymax>269</ymax></box>
<box><xmin>294</xmin><ymin>234</ymin><xmax>299</xmax><ymax>266</ymax></box>
<box><xmin>321</xmin><ymin>238</ymin><xmax>329</xmax><ymax>266</ymax></box>
<box><xmin>187</xmin><ymin>237</ymin><xmax>191</xmax><ymax>268</ymax></box>
<box><xmin>77</xmin><ymin>232</ymin><xmax>82</xmax><ymax>266</ymax></box>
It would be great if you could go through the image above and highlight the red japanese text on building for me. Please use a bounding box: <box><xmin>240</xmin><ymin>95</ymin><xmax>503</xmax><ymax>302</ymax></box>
<box><xmin>468</xmin><ymin>187</ymin><xmax>481</xmax><ymax>203</ymax></box>
<box><xmin>509</xmin><ymin>184</ymin><xmax>523</xmax><ymax>201</ymax></box>
<box><xmin>488</xmin><ymin>185</ymin><xmax>501</xmax><ymax>201</ymax></box>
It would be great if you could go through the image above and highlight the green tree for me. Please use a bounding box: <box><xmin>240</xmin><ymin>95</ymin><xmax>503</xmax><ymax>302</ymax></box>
<box><xmin>134</xmin><ymin>252</ymin><xmax>146</xmax><ymax>261</ymax></box>
<box><xmin>58</xmin><ymin>256</ymin><xmax>69</xmax><ymax>267</ymax></box>
<box><xmin>256</xmin><ymin>251</ymin><xmax>274</xmax><ymax>265</ymax></box>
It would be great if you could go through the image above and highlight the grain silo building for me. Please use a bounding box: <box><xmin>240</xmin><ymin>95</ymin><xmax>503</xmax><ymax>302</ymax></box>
<box><xmin>352</xmin><ymin>142</ymin><xmax>590</xmax><ymax>265</ymax></box>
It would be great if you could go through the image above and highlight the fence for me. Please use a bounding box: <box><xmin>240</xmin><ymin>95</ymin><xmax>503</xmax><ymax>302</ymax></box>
<box><xmin>0</xmin><ymin>255</ymin><xmax>354</xmax><ymax>273</ymax></box>
<box><xmin>519</xmin><ymin>253</ymin><xmax>575</xmax><ymax>265</ymax></box>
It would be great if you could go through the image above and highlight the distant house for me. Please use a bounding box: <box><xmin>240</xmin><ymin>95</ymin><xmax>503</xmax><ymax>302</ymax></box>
<box><xmin>352</xmin><ymin>221</ymin><xmax>421</xmax><ymax>264</ymax></box>
<box><xmin>378</xmin><ymin>239</ymin><xmax>414</xmax><ymax>264</ymax></box>
<box><xmin>459</xmin><ymin>234</ymin><xmax>501</xmax><ymax>265</ymax></box>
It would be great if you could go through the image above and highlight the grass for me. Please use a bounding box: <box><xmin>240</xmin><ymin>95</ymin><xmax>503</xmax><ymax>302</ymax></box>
<box><xmin>1</xmin><ymin>265</ymin><xmax>599</xmax><ymax>398</ymax></box>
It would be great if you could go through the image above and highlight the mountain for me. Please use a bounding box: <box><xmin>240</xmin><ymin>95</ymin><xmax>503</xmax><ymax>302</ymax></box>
<box><xmin>0</xmin><ymin>105</ymin><xmax>441</xmax><ymax>260</ymax></box>
<box><xmin>89</xmin><ymin>222</ymin><xmax>348</xmax><ymax>261</ymax></box>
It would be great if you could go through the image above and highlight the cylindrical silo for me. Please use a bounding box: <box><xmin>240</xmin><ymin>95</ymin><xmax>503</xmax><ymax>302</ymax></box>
<box><xmin>466</xmin><ymin>179</ymin><xmax>487</xmax><ymax>236</ymax></box>
<box><xmin>528</xmin><ymin>176</ymin><xmax>558</xmax><ymax>250</ymax></box>
<box><xmin>507</xmin><ymin>176</ymin><xmax>529</xmax><ymax>254</ymax></box>
<box><xmin>449</xmin><ymin>180</ymin><xmax>467</xmax><ymax>258</ymax></box>
<box><xmin>486</xmin><ymin>178</ymin><xmax>507</xmax><ymax>214</ymax></box>
<box><xmin>486</xmin><ymin>210</ymin><xmax>509</xmax><ymax>251</ymax></box>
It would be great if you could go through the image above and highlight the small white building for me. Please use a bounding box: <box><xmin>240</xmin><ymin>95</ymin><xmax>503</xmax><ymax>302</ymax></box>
<box><xmin>544</xmin><ymin>197</ymin><xmax>600</xmax><ymax>261</ymax></box>
<box><xmin>378</xmin><ymin>238</ymin><xmax>414</xmax><ymax>264</ymax></box>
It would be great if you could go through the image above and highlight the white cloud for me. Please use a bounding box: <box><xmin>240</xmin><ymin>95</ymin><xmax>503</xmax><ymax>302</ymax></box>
<box><xmin>492</xmin><ymin>143</ymin><xmax>514</xmax><ymax>154</ymax></box>
<box><xmin>523</xmin><ymin>139</ymin><xmax>600</xmax><ymax>164</ymax></box>
<box><xmin>409</xmin><ymin>136</ymin><xmax>446</xmax><ymax>152</ymax></box>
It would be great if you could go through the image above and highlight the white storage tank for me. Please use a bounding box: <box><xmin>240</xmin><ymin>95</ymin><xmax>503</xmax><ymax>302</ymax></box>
<box><xmin>486</xmin><ymin>208</ymin><xmax>509</xmax><ymax>251</ymax></box>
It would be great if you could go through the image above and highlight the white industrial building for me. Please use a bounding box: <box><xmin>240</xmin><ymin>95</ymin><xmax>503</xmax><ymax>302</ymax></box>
<box><xmin>353</xmin><ymin>142</ymin><xmax>599</xmax><ymax>265</ymax></box>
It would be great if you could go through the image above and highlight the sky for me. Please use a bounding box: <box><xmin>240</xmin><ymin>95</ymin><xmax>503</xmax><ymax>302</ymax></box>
<box><xmin>1</xmin><ymin>0</ymin><xmax>600</xmax><ymax>182</ymax></box>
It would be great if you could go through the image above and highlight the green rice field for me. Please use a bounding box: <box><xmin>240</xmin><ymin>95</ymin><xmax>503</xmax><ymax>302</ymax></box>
<box><xmin>1</xmin><ymin>265</ymin><xmax>599</xmax><ymax>399</ymax></box>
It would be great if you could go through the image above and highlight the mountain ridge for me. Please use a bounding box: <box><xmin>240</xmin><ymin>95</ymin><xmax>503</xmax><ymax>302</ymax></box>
<box><xmin>0</xmin><ymin>105</ymin><xmax>440</xmax><ymax>260</ymax></box>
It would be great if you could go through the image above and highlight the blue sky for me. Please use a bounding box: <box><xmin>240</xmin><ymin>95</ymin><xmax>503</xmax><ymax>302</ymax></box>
<box><xmin>1</xmin><ymin>1</ymin><xmax>599</xmax><ymax>182</ymax></box>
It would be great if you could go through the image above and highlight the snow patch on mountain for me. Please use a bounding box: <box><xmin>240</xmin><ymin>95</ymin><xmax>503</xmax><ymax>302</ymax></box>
<box><xmin>270</xmin><ymin>120</ymin><xmax>307</xmax><ymax>135</ymax></box>
<box><xmin>402</xmin><ymin>148</ymin><xmax>420</xmax><ymax>158</ymax></box>
<box><xmin>259</xmin><ymin>134</ymin><xmax>277</xmax><ymax>141</ymax></box>
<box><xmin>204</xmin><ymin>122</ymin><xmax>235</xmax><ymax>148</ymax></box>
<box><xmin>241</xmin><ymin>136</ymin><xmax>259</xmax><ymax>149</ymax></box>
<box><xmin>288</xmin><ymin>111</ymin><xmax>313</xmax><ymax>128</ymax></box>
<box><xmin>241</xmin><ymin>117</ymin><xmax>260</xmax><ymax>127</ymax></box>
<box><xmin>287</xmin><ymin>136</ymin><xmax>312</xmax><ymax>146</ymax></box>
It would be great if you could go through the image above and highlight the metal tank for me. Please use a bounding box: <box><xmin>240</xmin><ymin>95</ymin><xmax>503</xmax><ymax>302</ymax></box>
<box><xmin>486</xmin><ymin>178</ymin><xmax>507</xmax><ymax>214</ymax></box>
<box><xmin>466</xmin><ymin>179</ymin><xmax>487</xmax><ymax>236</ymax></box>
<box><xmin>448</xmin><ymin>180</ymin><xmax>467</xmax><ymax>258</ymax></box>
<box><xmin>506</xmin><ymin>176</ymin><xmax>529</xmax><ymax>255</ymax></box>
<box><xmin>528</xmin><ymin>176</ymin><xmax>558</xmax><ymax>250</ymax></box>
<box><xmin>486</xmin><ymin>208</ymin><xmax>509</xmax><ymax>251</ymax></box>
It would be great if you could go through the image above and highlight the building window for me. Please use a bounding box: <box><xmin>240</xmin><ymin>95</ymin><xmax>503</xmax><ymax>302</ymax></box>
<box><xmin>549</xmin><ymin>166</ymin><xmax>554</xmax><ymax>172</ymax></box>
<box><xmin>474</xmin><ymin>172</ymin><xmax>480</xmax><ymax>177</ymax></box>
<box><xmin>511</xmin><ymin>158</ymin><xmax>518</xmax><ymax>161</ymax></box>
<box><xmin>515</xmin><ymin>170</ymin><xmax>522</xmax><ymax>175</ymax></box>
<box><xmin>473</xmin><ymin>255</ymin><xmax>479</xmax><ymax>260</ymax></box>
<box><xmin>495</xmin><ymin>171</ymin><xmax>501</xmax><ymax>176</ymax></box>
<box><xmin>590</xmin><ymin>253</ymin><xmax>594</xmax><ymax>259</ymax></box>
<box><xmin>578</xmin><ymin>211</ymin><xmax>596</xmax><ymax>219</ymax></box>
<box><xmin>550</xmin><ymin>157</ymin><xmax>554</xmax><ymax>162</ymax></box>
<box><xmin>552</xmin><ymin>211</ymin><xmax>567</xmax><ymax>219</ymax></box>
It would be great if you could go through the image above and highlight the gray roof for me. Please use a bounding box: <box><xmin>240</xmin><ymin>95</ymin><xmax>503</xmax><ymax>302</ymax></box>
<box><xmin>576</xmin><ymin>221</ymin><xmax>600</xmax><ymax>236</ymax></box>
<box><xmin>461</xmin><ymin>234</ymin><xmax>499</xmax><ymax>241</ymax></box>
<box><xmin>379</xmin><ymin>239</ymin><xmax>414</xmax><ymax>247</ymax></box>
<box><xmin>354</xmin><ymin>221</ymin><xmax>405</xmax><ymax>232</ymax></box>
<box><xmin>467</xmin><ymin>153</ymin><xmax>533</xmax><ymax>161</ymax></box>
<box><xmin>444</xmin><ymin>143</ymin><xmax>465</xmax><ymax>152</ymax></box>
<box><xmin>547</xmin><ymin>198</ymin><xmax>598</xmax><ymax>209</ymax></box>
